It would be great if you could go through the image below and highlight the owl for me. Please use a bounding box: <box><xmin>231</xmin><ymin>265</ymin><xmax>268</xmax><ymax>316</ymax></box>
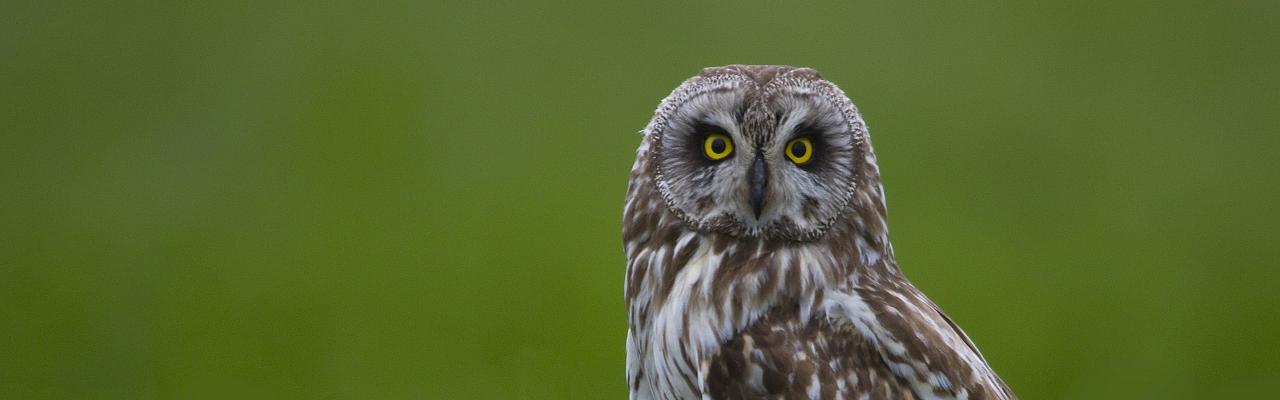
<box><xmin>623</xmin><ymin>65</ymin><xmax>1014</xmax><ymax>399</ymax></box>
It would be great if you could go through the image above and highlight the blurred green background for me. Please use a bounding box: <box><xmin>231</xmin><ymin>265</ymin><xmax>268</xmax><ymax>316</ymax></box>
<box><xmin>3</xmin><ymin>1</ymin><xmax>1278</xmax><ymax>398</ymax></box>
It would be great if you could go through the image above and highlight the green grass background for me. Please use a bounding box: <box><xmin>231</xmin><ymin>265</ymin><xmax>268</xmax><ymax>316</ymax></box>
<box><xmin>3</xmin><ymin>1</ymin><xmax>1278</xmax><ymax>398</ymax></box>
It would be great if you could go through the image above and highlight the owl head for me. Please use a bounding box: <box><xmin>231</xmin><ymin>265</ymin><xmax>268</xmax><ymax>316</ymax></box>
<box><xmin>640</xmin><ymin>65</ymin><xmax>880</xmax><ymax>242</ymax></box>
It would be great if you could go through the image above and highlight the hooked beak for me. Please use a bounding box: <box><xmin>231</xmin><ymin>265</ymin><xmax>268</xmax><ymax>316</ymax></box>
<box><xmin>749</xmin><ymin>155</ymin><xmax>767</xmax><ymax>218</ymax></box>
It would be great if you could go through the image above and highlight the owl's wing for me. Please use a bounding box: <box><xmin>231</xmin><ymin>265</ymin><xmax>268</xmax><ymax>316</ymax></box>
<box><xmin>927</xmin><ymin>299</ymin><xmax>1017</xmax><ymax>399</ymax></box>
<box><xmin>703</xmin><ymin>285</ymin><xmax>1014</xmax><ymax>400</ymax></box>
<box><xmin>826</xmin><ymin>283</ymin><xmax>1014</xmax><ymax>399</ymax></box>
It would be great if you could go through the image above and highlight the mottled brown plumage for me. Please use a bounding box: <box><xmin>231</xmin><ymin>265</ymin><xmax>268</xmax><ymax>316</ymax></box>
<box><xmin>624</xmin><ymin>65</ymin><xmax>1013</xmax><ymax>399</ymax></box>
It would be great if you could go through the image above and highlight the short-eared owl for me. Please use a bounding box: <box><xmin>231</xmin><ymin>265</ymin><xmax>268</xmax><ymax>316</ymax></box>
<box><xmin>623</xmin><ymin>65</ymin><xmax>1014</xmax><ymax>399</ymax></box>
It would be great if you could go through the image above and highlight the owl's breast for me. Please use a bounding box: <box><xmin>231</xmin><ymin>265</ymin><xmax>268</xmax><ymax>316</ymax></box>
<box><xmin>625</xmin><ymin>232</ymin><xmax>845</xmax><ymax>399</ymax></box>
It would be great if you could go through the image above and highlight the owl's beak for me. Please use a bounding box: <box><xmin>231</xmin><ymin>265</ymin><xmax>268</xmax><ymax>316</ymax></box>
<box><xmin>749</xmin><ymin>155</ymin><xmax>767</xmax><ymax>218</ymax></box>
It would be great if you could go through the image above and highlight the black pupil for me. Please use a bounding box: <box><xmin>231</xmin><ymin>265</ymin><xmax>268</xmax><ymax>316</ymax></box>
<box><xmin>791</xmin><ymin>141</ymin><xmax>807</xmax><ymax>157</ymax></box>
<box><xmin>710</xmin><ymin>137</ymin><xmax>726</xmax><ymax>154</ymax></box>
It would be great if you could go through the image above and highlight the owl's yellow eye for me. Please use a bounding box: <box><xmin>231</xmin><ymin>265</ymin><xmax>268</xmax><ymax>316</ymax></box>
<box><xmin>785</xmin><ymin>137</ymin><xmax>813</xmax><ymax>165</ymax></box>
<box><xmin>703</xmin><ymin>133</ymin><xmax>734</xmax><ymax>161</ymax></box>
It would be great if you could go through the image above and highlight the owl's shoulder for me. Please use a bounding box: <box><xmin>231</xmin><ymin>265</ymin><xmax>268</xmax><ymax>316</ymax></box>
<box><xmin>702</xmin><ymin>283</ymin><xmax>1016</xmax><ymax>400</ymax></box>
<box><xmin>702</xmin><ymin>304</ymin><xmax>915</xmax><ymax>399</ymax></box>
